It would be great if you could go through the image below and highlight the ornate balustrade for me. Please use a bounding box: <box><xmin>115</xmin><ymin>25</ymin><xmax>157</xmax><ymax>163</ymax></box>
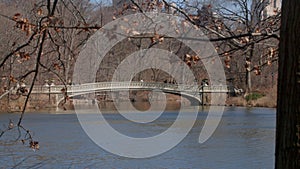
<box><xmin>30</xmin><ymin>81</ymin><xmax>234</xmax><ymax>95</ymax></box>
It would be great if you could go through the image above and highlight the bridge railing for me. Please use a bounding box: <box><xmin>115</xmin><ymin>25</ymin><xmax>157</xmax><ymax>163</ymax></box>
<box><xmin>201</xmin><ymin>85</ymin><xmax>230</xmax><ymax>93</ymax></box>
<box><xmin>31</xmin><ymin>85</ymin><xmax>66</xmax><ymax>94</ymax></box>
<box><xmin>30</xmin><ymin>81</ymin><xmax>237</xmax><ymax>94</ymax></box>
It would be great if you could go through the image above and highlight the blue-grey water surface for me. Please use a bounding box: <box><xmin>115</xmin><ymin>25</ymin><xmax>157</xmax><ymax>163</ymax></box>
<box><xmin>0</xmin><ymin>107</ymin><xmax>275</xmax><ymax>169</ymax></box>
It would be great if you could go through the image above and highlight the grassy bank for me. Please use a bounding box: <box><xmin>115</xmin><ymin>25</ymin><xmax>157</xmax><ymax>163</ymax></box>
<box><xmin>226</xmin><ymin>87</ymin><xmax>277</xmax><ymax>108</ymax></box>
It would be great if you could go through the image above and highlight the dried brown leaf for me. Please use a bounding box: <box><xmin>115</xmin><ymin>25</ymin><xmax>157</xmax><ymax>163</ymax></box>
<box><xmin>37</xmin><ymin>8</ymin><xmax>43</xmax><ymax>15</ymax></box>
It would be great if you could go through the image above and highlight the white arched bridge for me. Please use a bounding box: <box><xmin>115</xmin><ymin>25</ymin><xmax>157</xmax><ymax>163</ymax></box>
<box><xmin>26</xmin><ymin>81</ymin><xmax>242</xmax><ymax>107</ymax></box>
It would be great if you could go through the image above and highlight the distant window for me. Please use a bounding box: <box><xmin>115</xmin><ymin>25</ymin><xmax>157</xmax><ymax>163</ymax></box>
<box><xmin>274</xmin><ymin>0</ymin><xmax>277</xmax><ymax>8</ymax></box>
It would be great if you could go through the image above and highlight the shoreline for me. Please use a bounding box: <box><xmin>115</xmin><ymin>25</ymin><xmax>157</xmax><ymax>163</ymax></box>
<box><xmin>0</xmin><ymin>103</ymin><xmax>276</xmax><ymax>115</ymax></box>
<box><xmin>0</xmin><ymin>93</ymin><xmax>277</xmax><ymax>113</ymax></box>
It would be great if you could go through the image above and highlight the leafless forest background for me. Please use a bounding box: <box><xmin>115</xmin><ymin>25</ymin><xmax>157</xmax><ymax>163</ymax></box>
<box><xmin>0</xmin><ymin>0</ymin><xmax>280</xmax><ymax>111</ymax></box>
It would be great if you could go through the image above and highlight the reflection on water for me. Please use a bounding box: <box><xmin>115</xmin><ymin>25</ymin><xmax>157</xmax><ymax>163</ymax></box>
<box><xmin>0</xmin><ymin>107</ymin><xmax>275</xmax><ymax>169</ymax></box>
<box><xmin>97</xmin><ymin>101</ymin><xmax>183</xmax><ymax>112</ymax></box>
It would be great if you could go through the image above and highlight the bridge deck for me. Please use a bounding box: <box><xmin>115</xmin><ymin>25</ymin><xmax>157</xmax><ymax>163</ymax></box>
<box><xmin>29</xmin><ymin>82</ymin><xmax>237</xmax><ymax>94</ymax></box>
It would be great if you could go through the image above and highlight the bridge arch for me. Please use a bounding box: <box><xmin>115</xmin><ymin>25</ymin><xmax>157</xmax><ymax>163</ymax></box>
<box><xmin>56</xmin><ymin>82</ymin><xmax>202</xmax><ymax>107</ymax></box>
<box><xmin>30</xmin><ymin>81</ymin><xmax>235</xmax><ymax>109</ymax></box>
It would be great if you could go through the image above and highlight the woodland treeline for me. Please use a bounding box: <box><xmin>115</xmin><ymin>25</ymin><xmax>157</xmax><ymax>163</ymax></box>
<box><xmin>0</xmin><ymin>0</ymin><xmax>280</xmax><ymax>112</ymax></box>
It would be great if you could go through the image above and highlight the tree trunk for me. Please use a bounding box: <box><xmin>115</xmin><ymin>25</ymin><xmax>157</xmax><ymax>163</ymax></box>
<box><xmin>275</xmin><ymin>0</ymin><xmax>300</xmax><ymax>168</ymax></box>
<box><xmin>246</xmin><ymin>69</ymin><xmax>251</xmax><ymax>92</ymax></box>
<box><xmin>246</xmin><ymin>43</ymin><xmax>255</xmax><ymax>93</ymax></box>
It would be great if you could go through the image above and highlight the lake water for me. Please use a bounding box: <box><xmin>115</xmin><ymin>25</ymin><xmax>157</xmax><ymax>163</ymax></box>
<box><xmin>0</xmin><ymin>107</ymin><xmax>275</xmax><ymax>169</ymax></box>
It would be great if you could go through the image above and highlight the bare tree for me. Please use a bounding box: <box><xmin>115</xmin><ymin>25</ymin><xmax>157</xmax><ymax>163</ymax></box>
<box><xmin>0</xmin><ymin>0</ymin><xmax>103</xmax><ymax>148</ymax></box>
<box><xmin>172</xmin><ymin>0</ymin><xmax>280</xmax><ymax>92</ymax></box>
<box><xmin>116</xmin><ymin>0</ymin><xmax>280</xmax><ymax>93</ymax></box>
